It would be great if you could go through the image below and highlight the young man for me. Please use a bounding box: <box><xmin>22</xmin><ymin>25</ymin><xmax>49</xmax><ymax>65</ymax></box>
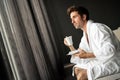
<box><xmin>64</xmin><ymin>5</ymin><xmax>120</xmax><ymax>80</ymax></box>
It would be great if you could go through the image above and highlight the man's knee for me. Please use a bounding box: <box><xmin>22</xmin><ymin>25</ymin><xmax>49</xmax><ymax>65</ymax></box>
<box><xmin>75</xmin><ymin>68</ymin><xmax>88</xmax><ymax>80</ymax></box>
<box><xmin>74</xmin><ymin>67</ymin><xmax>80</xmax><ymax>76</ymax></box>
<box><xmin>74</xmin><ymin>67</ymin><xmax>83</xmax><ymax>76</ymax></box>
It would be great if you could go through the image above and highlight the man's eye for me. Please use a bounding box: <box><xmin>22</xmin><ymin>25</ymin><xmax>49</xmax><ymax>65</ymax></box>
<box><xmin>73</xmin><ymin>16</ymin><xmax>76</xmax><ymax>18</ymax></box>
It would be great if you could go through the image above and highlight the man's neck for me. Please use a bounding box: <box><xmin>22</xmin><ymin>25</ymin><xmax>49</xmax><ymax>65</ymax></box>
<box><xmin>81</xmin><ymin>20</ymin><xmax>87</xmax><ymax>33</ymax></box>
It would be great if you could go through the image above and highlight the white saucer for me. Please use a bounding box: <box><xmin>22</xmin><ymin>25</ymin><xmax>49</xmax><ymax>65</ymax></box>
<box><xmin>67</xmin><ymin>50</ymin><xmax>79</xmax><ymax>55</ymax></box>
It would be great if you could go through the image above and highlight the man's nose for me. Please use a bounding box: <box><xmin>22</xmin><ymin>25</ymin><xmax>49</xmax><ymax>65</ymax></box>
<box><xmin>71</xmin><ymin>19</ymin><xmax>75</xmax><ymax>24</ymax></box>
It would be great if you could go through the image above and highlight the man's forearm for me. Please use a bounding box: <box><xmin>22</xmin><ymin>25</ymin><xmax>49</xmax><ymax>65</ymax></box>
<box><xmin>86</xmin><ymin>52</ymin><xmax>95</xmax><ymax>58</ymax></box>
<box><xmin>80</xmin><ymin>52</ymin><xmax>95</xmax><ymax>58</ymax></box>
<box><xmin>68</xmin><ymin>45</ymin><xmax>76</xmax><ymax>51</ymax></box>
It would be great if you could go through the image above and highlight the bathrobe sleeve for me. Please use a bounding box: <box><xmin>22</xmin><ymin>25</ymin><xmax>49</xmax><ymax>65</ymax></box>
<box><xmin>86</xmin><ymin>23</ymin><xmax>120</xmax><ymax>80</ymax></box>
<box><xmin>91</xmin><ymin>24</ymin><xmax>116</xmax><ymax>62</ymax></box>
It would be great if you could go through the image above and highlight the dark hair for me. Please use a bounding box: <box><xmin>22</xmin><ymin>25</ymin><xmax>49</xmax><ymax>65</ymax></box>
<box><xmin>67</xmin><ymin>5</ymin><xmax>89</xmax><ymax>20</ymax></box>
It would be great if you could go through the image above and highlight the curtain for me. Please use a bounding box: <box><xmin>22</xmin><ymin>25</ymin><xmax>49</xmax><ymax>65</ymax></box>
<box><xmin>0</xmin><ymin>0</ymin><xmax>64</xmax><ymax>80</ymax></box>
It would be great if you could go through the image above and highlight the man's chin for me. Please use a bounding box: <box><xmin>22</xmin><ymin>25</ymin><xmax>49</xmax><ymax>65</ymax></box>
<box><xmin>75</xmin><ymin>26</ymin><xmax>79</xmax><ymax>29</ymax></box>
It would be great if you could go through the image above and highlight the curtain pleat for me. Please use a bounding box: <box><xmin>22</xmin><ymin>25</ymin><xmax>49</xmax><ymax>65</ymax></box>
<box><xmin>0</xmin><ymin>0</ymin><xmax>64</xmax><ymax>80</ymax></box>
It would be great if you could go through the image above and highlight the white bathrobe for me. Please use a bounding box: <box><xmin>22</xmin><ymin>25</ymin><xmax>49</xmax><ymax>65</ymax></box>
<box><xmin>70</xmin><ymin>20</ymin><xmax>120</xmax><ymax>80</ymax></box>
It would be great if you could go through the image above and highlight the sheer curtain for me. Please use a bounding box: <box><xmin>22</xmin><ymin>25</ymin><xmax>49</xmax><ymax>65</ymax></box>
<box><xmin>0</xmin><ymin>0</ymin><xmax>64</xmax><ymax>80</ymax></box>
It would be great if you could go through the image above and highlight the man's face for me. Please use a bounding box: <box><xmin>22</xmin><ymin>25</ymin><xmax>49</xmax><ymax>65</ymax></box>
<box><xmin>70</xmin><ymin>11</ymin><xmax>84</xmax><ymax>29</ymax></box>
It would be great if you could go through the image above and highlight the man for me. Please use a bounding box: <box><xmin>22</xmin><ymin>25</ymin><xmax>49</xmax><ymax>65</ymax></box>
<box><xmin>64</xmin><ymin>5</ymin><xmax>120</xmax><ymax>80</ymax></box>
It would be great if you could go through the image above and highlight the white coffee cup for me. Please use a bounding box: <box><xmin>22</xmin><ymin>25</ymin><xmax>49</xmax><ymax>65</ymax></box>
<box><xmin>65</xmin><ymin>36</ymin><xmax>73</xmax><ymax>46</ymax></box>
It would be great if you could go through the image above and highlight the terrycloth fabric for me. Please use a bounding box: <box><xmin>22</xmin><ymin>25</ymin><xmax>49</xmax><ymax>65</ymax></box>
<box><xmin>70</xmin><ymin>20</ymin><xmax>120</xmax><ymax>80</ymax></box>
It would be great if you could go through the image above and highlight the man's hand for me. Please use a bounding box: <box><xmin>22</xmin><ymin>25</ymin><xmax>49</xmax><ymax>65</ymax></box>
<box><xmin>73</xmin><ymin>49</ymin><xmax>95</xmax><ymax>58</ymax></box>
<box><xmin>64</xmin><ymin>38</ymin><xmax>73</xmax><ymax>47</ymax></box>
<box><xmin>64</xmin><ymin>38</ymin><xmax>75</xmax><ymax>51</ymax></box>
<box><xmin>74</xmin><ymin>49</ymin><xmax>87</xmax><ymax>58</ymax></box>
<box><xmin>64</xmin><ymin>38</ymin><xmax>70</xmax><ymax>47</ymax></box>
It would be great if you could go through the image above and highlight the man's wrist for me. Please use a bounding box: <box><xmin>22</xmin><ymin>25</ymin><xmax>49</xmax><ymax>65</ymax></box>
<box><xmin>68</xmin><ymin>45</ymin><xmax>75</xmax><ymax>51</ymax></box>
<box><xmin>68</xmin><ymin>45</ymin><xmax>73</xmax><ymax>48</ymax></box>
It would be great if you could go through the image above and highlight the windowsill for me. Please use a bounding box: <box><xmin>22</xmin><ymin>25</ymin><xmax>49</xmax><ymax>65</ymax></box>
<box><xmin>64</xmin><ymin>63</ymin><xmax>74</xmax><ymax>69</ymax></box>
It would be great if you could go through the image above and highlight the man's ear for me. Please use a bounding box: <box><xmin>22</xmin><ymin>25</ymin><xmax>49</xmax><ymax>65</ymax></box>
<box><xmin>83</xmin><ymin>14</ymin><xmax>87</xmax><ymax>20</ymax></box>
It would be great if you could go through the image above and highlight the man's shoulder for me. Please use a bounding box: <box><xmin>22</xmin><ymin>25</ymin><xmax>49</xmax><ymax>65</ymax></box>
<box><xmin>87</xmin><ymin>20</ymin><xmax>111</xmax><ymax>32</ymax></box>
<box><xmin>91</xmin><ymin>22</ymin><xmax>109</xmax><ymax>30</ymax></box>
